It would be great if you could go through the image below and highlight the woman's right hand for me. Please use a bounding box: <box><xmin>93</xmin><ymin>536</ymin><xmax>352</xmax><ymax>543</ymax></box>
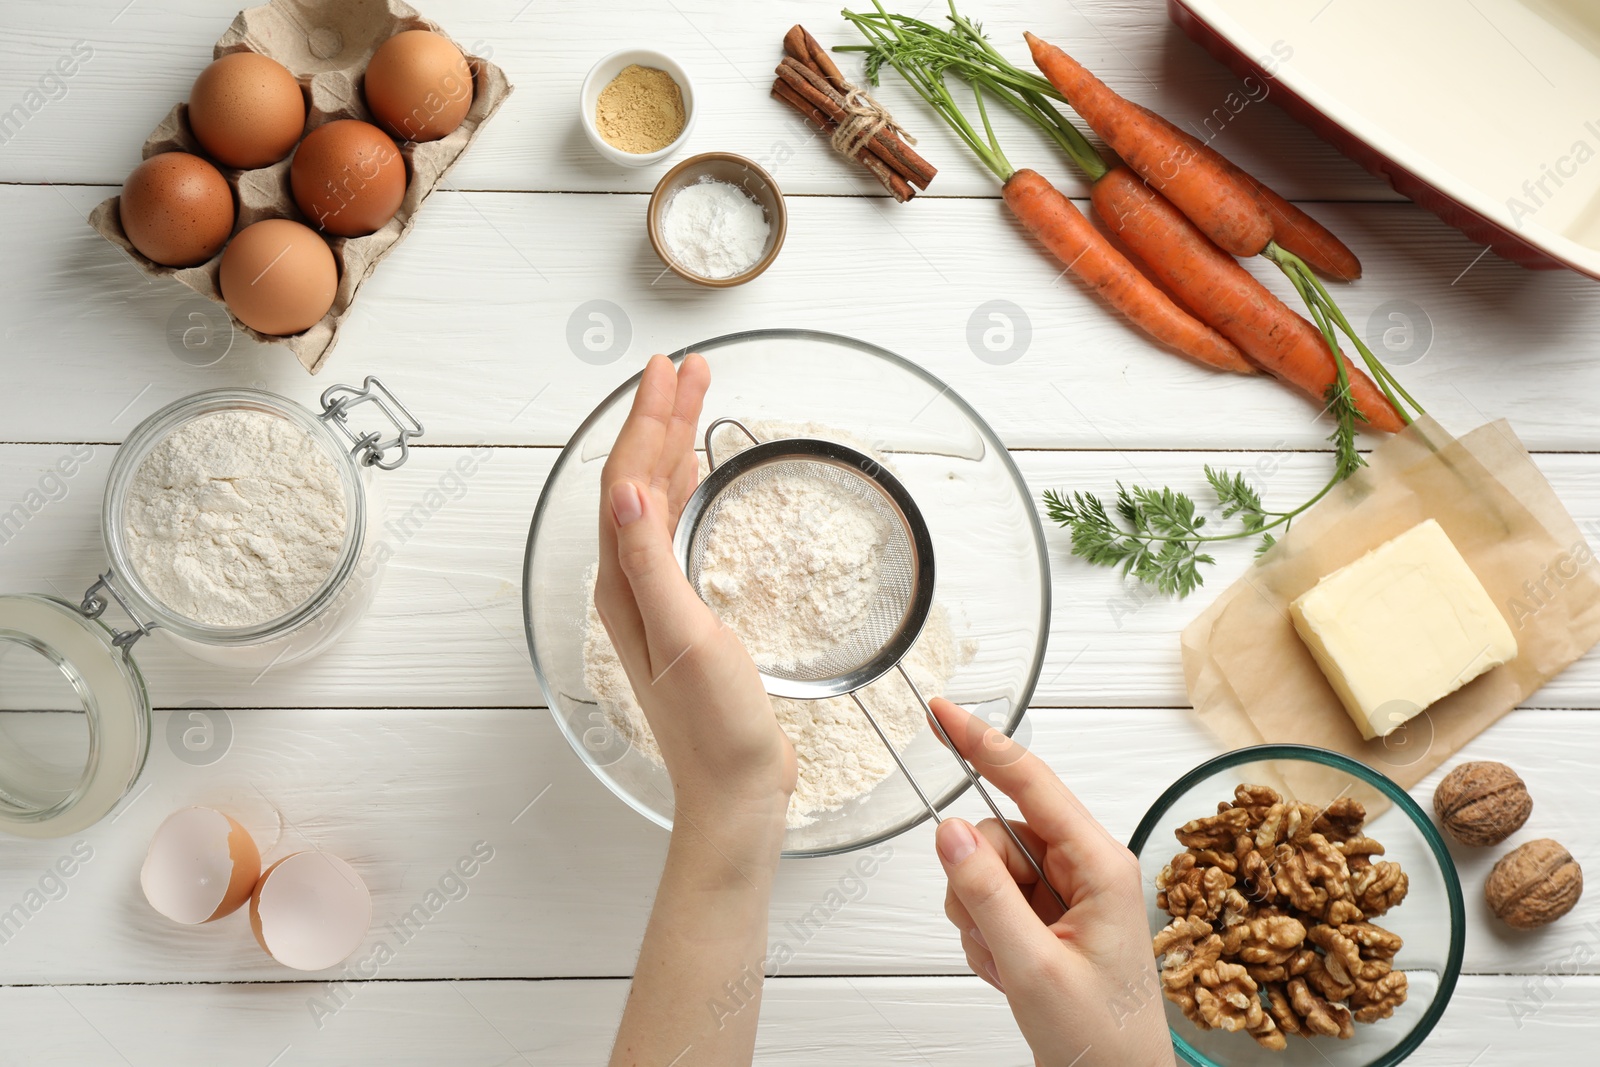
<box><xmin>928</xmin><ymin>698</ymin><xmax>1176</xmax><ymax>1067</ymax></box>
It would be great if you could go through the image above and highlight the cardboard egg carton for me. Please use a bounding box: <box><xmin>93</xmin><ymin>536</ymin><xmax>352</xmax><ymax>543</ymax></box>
<box><xmin>88</xmin><ymin>0</ymin><xmax>512</xmax><ymax>373</ymax></box>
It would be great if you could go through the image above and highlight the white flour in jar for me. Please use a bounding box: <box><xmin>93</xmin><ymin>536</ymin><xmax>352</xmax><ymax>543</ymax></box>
<box><xmin>583</xmin><ymin>421</ymin><xmax>961</xmax><ymax>828</ymax></box>
<box><xmin>123</xmin><ymin>410</ymin><xmax>347</xmax><ymax>627</ymax></box>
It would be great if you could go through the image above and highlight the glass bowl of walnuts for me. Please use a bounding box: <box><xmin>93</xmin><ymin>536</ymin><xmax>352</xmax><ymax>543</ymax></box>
<box><xmin>1128</xmin><ymin>744</ymin><xmax>1465</xmax><ymax>1066</ymax></box>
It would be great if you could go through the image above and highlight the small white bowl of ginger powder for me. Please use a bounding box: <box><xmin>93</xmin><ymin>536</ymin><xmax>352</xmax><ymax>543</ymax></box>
<box><xmin>580</xmin><ymin>49</ymin><xmax>695</xmax><ymax>168</ymax></box>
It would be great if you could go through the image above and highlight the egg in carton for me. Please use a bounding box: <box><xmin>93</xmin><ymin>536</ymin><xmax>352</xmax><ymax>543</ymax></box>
<box><xmin>88</xmin><ymin>0</ymin><xmax>512</xmax><ymax>373</ymax></box>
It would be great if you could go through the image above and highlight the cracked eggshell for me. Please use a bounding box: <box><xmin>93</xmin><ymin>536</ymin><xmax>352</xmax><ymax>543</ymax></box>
<box><xmin>141</xmin><ymin>807</ymin><xmax>262</xmax><ymax>924</ymax></box>
<box><xmin>250</xmin><ymin>851</ymin><xmax>372</xmax><ymax>971</ymax></box>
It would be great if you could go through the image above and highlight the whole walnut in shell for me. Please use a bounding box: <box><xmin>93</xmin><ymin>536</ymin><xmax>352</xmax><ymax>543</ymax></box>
<box><xmin>1485</xmin><ymin>839</ymin><xmax>1583</xmax><ymax>929</ymax></box>
<box><xmin>1434</xmin><ymin>761</ymin><xmax>1532</xmax><ymax>847</ymax></box>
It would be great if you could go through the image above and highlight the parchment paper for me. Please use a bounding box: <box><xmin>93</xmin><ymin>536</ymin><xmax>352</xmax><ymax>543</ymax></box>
<box><xmin>1182</xmin><ymin>416</ymin><xmax>1600</xmax><ymax>808</ymax></box>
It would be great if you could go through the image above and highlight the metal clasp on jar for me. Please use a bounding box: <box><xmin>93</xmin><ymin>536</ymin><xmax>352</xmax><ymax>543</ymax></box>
<box><xmin>80</xmin><ymin>571</ymin><xmax>155</xmax><ymax>653</ymax></box>
<box><xmin>318</xmin><ymin>376</ymin><xmax>425</xmax><ymax>471</ymax></box>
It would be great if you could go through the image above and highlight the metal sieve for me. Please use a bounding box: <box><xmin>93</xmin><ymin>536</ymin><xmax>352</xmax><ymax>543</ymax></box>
<box><xmin>674</xmin><ymin>419</ymin><xmax>1066</xmax><ymax>912</ymax></box>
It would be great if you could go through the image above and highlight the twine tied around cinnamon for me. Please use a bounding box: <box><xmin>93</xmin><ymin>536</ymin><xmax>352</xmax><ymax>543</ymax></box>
<box><xmin>829</xmin><ymin>86</ymin><xmax>918</xmax><ymax>160</ymax></box>
<box><xmin>771</xmin><ymin>24</ymin><xmax>936</xmax><ymax>202</ymax></box>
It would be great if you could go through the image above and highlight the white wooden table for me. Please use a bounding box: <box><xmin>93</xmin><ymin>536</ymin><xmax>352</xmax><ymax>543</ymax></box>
<box><xmin>2</xmin><ymin>1</ymin><xmax>1598</xmax><ymax>1062</ymax></box>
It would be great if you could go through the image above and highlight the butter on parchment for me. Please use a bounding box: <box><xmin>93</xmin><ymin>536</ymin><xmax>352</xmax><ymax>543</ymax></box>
<box><xmin>1289</xmin><ymin>519</ymin><xmax>1518</xmax><ymax>740</ymax></box>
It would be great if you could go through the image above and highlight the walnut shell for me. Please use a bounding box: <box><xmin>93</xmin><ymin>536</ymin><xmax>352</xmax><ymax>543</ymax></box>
<box><xmin>1485</xmin><ymin>839</ymin><xmax>1583</xmax><ymax>929</ymax></box>
<box><xmin>1434</xmin><ymin>761</ymin><xmax>1532</xmax><ymax>847</ymax></box>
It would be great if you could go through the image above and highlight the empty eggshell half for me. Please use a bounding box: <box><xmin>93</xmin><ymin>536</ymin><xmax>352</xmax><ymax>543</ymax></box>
<box><xmin>141</xmin><ymin>807</ymin><xmax>262</xmax><ymax>924</ymax></box>
<box><xmin>250</xmin><ymin>851</ymin><xmax>372</xmax><ymax>971</ymax></box>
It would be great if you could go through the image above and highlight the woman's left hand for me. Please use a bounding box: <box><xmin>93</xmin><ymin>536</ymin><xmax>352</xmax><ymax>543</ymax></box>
<box><xmin>595</xmin><ymin>352</ymin><xmax>796</xmax><ymax>839</ymax></box>
<box><xmin>600</xmin><ymin>354</ymin><xmax>796</xmax><ymax>1067</ymax></box>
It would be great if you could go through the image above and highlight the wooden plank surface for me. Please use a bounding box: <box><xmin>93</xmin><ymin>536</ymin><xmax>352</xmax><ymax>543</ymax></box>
<box><xmin>0</xmin><ymin>0</ymin><xmax>1403</xmax><ymax>200</ymax></box>
<box><xmin>3</xmin><ymin>0</ymin><xmax>1598</xmax><ymax>1061</ymax></box>
<box><xmin>0</xmin><ymin>975</ymin><xmax>1590</xmax><ymax>1066</ymax></box>
<box><xmin>0</xmin><ymin>706</ymin><xmax>1595</xmax><ymax>984</ymax></box>
<box><xmin>3</xmin><ymin>187</ymin><xmax>1596</xmax><ymax>451</ymax></box>
<box><xmin>4</xmin><ymin>444</ymin><xmax>1600</xmax><ymax>710</ymax></box>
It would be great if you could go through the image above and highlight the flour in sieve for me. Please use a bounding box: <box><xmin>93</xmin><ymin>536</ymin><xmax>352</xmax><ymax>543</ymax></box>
<box><xmin>582</xmin><ymin>421</ymin><xmax>962</xmax><ymax>828</ymax></box>
<box><xmin>122</xmin><ymin>410</ymin><xmax>347</xmax><ymax>627</ymax></box>
<box><xmin>696</xmin><ymin>468</ymin><xmax>892</xmax><ymax>671</ymax></box>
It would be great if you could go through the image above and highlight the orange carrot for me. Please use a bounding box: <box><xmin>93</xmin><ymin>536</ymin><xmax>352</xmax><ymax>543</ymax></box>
<box><xmin>1024</xmin><ymin>31</ymin><xmax>1273</xmax><ymax>259</ymax></box>
<box><xmin>1089</xmin><ymin>167</ymin><xmax>1402</xmax><ymax>432</ymax></box>
<box><xmin>1003</xmin><ymin>168</ymin><xmax>1255</xmax><ymax>375</ymax></box>
<box><xmin>1130</xmin><ymin>103</ymin><xmax>1362</xmax><ymax>281</ymax></box>
<box><xmin>1240</xmin><ymin>174</ymin><xmax>1362</xmax><ymax>281</ymax></box>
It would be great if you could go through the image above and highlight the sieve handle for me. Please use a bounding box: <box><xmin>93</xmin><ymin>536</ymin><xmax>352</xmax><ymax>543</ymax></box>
<box><xmin>702</xmin><ymin>417</ymin><xmax>760</xmax><ymax>472</ymax></box>
<box><xmin>895</xmin><ymin>664</ymin><xmax>1070</xmax><ymax>916</ymax></box>
<box><xmin>849</xmin><ymin>692</ymin><xmax>944</xmax><ymax>824</ymax></box>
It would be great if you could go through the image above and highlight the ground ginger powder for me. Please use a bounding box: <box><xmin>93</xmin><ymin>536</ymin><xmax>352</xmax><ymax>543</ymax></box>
<box><xmin>595</xmin><ymin>64</ymin><xmax>686</xmax><ymax>153</ymax></box>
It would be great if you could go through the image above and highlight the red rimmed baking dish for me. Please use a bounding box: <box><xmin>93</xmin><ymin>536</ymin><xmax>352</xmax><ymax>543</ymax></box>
<box><xmin>1169</xmin><ymin>0</ymin><xmax>1600</xmax><ymax>279</ymax></box>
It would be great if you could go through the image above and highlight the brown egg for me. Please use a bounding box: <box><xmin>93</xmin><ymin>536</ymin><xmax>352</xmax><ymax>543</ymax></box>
<box><xmin>290</xmin><ymin>120</ymin><xmax>407</xmax><ymax>237</ymax></box>
<box><xmin>363</xmin><ymin>30</ymin><xmax>474</xmax><ymax>142</ymax></box>
<box><xmin>189</xmin><ymin>51</ymin><xmax>306</xmax><ymax>169</ymax></box>
<box><xmin>119</xmin><ymin>153</ymin><xmax>235</xmax><ymax>267</ymax></box>
<box><xmin>219</xmin><ymin>219</ymin><xmax>337</xmax><ymax>336</ymax></box>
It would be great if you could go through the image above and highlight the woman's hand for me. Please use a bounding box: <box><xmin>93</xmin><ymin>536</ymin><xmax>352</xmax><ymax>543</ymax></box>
<box><xmin>601</xmin><ymin>355</ymin><xmax>797</xmax><ymax>1067</ymax></box>
<box><xmin>929</xmin><ymin>698</ymin><xmax>1176</xmax><ymax>1067</ymax></box>
<box><xmin>595</xmin><ymin>352</ymin><xmax>797</xmax><ymax>833</ymax></box>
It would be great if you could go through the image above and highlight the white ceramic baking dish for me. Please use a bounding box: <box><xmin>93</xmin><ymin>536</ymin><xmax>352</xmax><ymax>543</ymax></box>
<box><xmin>1170</xmin><ymin>0</ymin><xmax>1600</xmax><ymax>279</ymax></box>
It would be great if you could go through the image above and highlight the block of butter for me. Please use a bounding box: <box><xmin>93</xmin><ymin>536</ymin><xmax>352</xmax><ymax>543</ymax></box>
<box><xmin>1289</xmin><ymin>519</ymin><xmax>1518</xmax><ymax>740</ymax></box>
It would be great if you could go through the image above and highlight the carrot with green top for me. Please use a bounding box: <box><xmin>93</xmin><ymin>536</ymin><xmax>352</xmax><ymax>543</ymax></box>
<box><xmin>1091</xmin><ymin>167</ymin><xmax>1402</xmax><ymax>431</ymax></box>
<box><xmin>822</xmin><ymin>12</ymin><xmax>1250</xmax><ymax>373</ymax></box>
<box><xmin>1003</xmin><ymin>168</ymin><xmax>1255</xmax><ymax>373</ymax></box>
<box><xmin>1023</xmin><ymin>31</ymin><xmax>1275</xmax><ymax>259</ymax></box>
<box><xmin>841</xmin><ymin>3</ymin><xmax>1426</xmax><ymax>595</ymax></box>
<box><xmin>1130</xmin><ymin>103</ymin><xmax>1362</xmax><ymax>280</ymax></box>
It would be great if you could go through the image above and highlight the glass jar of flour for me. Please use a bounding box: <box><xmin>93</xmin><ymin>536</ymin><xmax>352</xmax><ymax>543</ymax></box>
<box><xmin>0</xmin><ymin>378</ymin><xmax>420</xmax><ymax>838</ymax></box>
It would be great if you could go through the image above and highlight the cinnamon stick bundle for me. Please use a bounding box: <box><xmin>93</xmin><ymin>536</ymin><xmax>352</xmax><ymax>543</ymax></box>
<box><xmin>769</xmin><ymin>24</ymin><xmax>936</xmax><ymax>202</ymax></box>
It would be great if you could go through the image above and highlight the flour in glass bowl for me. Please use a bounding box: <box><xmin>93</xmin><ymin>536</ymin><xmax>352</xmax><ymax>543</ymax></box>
<box><xmin>583</xmin><ymin>421</ymin><xmax>962</xmax><ymax>828</ymax></box>
<box><xmin>122</xmin><ymin>410</ymin><xmax>347</xmax><ymax>628</ymax></box>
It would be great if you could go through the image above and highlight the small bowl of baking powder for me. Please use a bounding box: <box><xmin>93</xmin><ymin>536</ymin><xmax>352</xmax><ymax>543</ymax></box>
<box><xmin>647</xmin><ymin>152</ymin><xmax>788</xmax><ymax>287</ymax></box>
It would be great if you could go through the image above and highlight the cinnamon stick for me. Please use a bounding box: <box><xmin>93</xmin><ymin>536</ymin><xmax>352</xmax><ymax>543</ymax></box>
<box><xmin>782</xmin><ymin>25</ymin><xmax>811</xmax><ymax>68</ymax></box>
<box><xmin>775</xmin><ymin>58</ymin><xmax>936</xmax><ymax>189</ymax></box>
<box><xmin>800</xmin><ymin>26</ymin><xmax>850</xmax><ymax>95</ymax></box>
<box><xmin>772</xmin><ymin>24</ymin><xmax>935</xmax><ymax>201</ymax></box>
<box><xmin>770</xmin><ymin>81</ymin><xmax>914</xmax><ymax>201</ymax></box>
<box><xmin>780</xmin><ymin>57</ymin><xmax>936</xmax><ymax>188</ymax></box>
<box><xmin>783</xmin><ymin>24</ymin><xmax>849</xmax><ymax>95</ymax></box>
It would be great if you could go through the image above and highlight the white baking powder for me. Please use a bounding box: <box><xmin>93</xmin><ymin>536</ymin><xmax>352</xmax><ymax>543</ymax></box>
<box><xmin>583</xmin><ymin>422</ymin><xmax>960</xmax><ymax>828</ymax></box>
<box><xmin>661</xmin><ymin>177</ymin><xmax>770</xmax><ymax>279</ymax></box>
<box><xmin>123</xmin><ymin>410</ymin><xmax>347</xmax><ymax>628</ymax></box>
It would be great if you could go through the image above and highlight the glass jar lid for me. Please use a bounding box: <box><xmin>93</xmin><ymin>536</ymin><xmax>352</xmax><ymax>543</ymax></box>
<box><xmin>0</xmin><ymin>594</ymin><xmax>150</xmax><ymax>838</ymax></box>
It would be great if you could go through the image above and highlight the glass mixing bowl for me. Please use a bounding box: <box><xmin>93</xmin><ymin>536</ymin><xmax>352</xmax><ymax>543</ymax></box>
<box><xmin>523</xmin><ymin>330</ymin><xmax>1051</xmax><ymax>856</ymax></box>
<box><xmin>1128</xmin><ymin>745</ymin><xmax>1465</xmax><ymax>1067</ymax></box>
